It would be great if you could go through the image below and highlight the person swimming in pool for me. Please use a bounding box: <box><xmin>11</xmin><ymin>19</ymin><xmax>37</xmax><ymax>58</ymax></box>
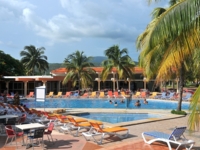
<box><xmin>135</xmin><ymin>100</ymin><xmax>141</xmax><ymax>107</ymax></box>
<box><xmin>114</xmin><ymin>101</ymin><xmax>118</xmax><ymax>106</ymax></box>
<box><xmin>120</xmin><ymin>99</ymin><xmax>125</xmax><ymax>103</ymax></box>
<box><xmin>109</xmin><ymin>100</ymin><xmax>113</xmax><ymax>104</ymax></box>
<box><xmin>143</xmin><ymin>98</ymin><xmax>148</xmax><ymax>104</ymax></box>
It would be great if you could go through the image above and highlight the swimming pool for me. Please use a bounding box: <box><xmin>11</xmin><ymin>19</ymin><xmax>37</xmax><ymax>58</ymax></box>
<box><xmin>21</xmin><ymin>98</ymin><xmax>190</xmax><ymax>110</ymax></box>
<box><xmin>74</xmin><ymin>112</ymin><xmax>162</xmax><ymax>124</ymax></box>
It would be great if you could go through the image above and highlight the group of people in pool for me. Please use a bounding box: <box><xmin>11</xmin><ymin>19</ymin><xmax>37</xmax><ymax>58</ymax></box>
<box><xmin>109</xmin><ymin>98</ymin><xmax>148</xmax><ymax>107</ymax></box>
<box><xmin>109</xmin><ymin>99</ymin><xmax>125</xmax><ymax>106</ymax></box>
<box><xmin>135</xmin><ymin>98</ymin><xmax>148</xmax><ymax>107</ymax></box>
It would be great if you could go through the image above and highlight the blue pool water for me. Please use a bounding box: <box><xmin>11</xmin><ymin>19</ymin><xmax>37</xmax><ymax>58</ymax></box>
<box><xmin>74</xmin><ymin>113</ymin><xmax>162</xmax><ymax>123</ymax></box>
<box><xmin>21</xmin><ymin>98</ymin><xmax>190</xmax><ymax>110</ymax></box>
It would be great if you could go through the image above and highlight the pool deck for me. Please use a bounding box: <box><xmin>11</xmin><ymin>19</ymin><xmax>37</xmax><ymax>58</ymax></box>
<box><xmin>1</xmin><ymin>108</ymin><xmax>200</xmax><ymax>150</ymax></box>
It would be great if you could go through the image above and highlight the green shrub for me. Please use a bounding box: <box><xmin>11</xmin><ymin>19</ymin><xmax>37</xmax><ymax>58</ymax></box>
<box><xmin>171</xmin><ymin>110</ymin><xmax>187</xmax><ymax>115</ymax></box>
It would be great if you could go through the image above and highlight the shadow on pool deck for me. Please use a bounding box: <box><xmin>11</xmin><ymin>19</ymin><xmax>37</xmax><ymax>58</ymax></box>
<box><xmin>0</xmin><ymin>121</ymin><xmax>199</xmax><ymax>150</ymax></box>
<box><xmin>0</xmin><ymin>133</ymin><xmax>198</xmax><ymax>150</ymax></box>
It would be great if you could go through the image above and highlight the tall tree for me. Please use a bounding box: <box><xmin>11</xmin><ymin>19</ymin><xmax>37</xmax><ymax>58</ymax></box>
<box><xmin>0</xmin><ymin>50</ymin><xmax>25</xmax><ymax>76</ymax></box>
<box><xmin>101</xmin><ymin>45</ymin><xmax>135</xmax><ymax>90</ymax></box>
<box><xmin>20</xmin><ymin>45</ymin><xmax>49</xmax><ymax>75</ymax></box>
<box><xmin>142</xmin><ymin>0</ymin><xmax>200</xmax><ymax>130</ymax></box>
<box><xmin>62</xmin><ymin>51</ymin><xmax>95</xmax><ymax>90</ymax></box>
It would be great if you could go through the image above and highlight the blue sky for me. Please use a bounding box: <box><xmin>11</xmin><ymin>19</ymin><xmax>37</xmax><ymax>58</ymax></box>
<box><xmin>0</xmin><ymin>0</ymin><xmax>167</xmax><ymax>63</ymax></box>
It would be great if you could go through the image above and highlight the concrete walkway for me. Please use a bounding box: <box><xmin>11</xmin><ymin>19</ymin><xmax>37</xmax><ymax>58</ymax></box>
<box><xmin>1</xmin><ymin>108</ymin><xmax>199</xmax><ymax>150</ymax></box>
<box><xmin>39</xmin><ymin>108</ymin><xmax>200</xmax><ymax>149</ymax></box>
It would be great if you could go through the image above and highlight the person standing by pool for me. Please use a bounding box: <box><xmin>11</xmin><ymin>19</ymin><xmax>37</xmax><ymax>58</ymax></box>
<box><xmin>13</xmin><ymin>92</ymin><xmax>20</xmax><ymax>105</ymax></box>
<box><xmin>3</xmin><ymin>88</ymin><xmax>7</xmax><ymax>103</ymax></box>
<box><xmin>135</xmin><ymin>100</ymin><xmax>141</xmax><ymax>107</ymax></box>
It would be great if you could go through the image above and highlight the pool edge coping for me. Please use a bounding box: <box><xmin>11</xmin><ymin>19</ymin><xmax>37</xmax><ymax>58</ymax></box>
<box><xmin>37</xmin><ymin>108</ymin><xmax>186</xmax><ymax>127</ymax></box>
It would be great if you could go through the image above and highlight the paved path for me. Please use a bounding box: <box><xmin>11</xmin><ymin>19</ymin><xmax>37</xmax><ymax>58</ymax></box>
<box><xmin>39</xmin><ymin>108</ymin><xmax>200</xmax><ymax>148</ymax></box>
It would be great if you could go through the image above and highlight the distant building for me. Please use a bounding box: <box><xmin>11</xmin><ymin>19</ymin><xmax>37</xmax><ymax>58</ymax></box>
<box><xmin>0</xmin><ymin>67</ymin><xmax>157</xmax><ymax>96</ymax></box>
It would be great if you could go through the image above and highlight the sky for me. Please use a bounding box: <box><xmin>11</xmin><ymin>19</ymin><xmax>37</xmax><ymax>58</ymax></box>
<box><xmin>0</xmin><ymin>0</ymin><xmax>167</xmax><ymax>63</ymax></box>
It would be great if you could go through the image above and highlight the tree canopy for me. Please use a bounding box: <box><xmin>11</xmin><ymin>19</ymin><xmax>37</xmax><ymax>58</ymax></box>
<box><xmin>101</xmin><ymin>45</ymin><xmax>135</xmax><ymax>81</ymax></box>
<box><xmin>20</xmin><ymin>45</ymin><xmax>49</xmax><ymax>75</ymax></box>
<box><xmin>63</xmin><ymin>51</ymin><xmax>95</xmax><ymax>90</ymax></box>
<box><xmin>0</xmin><ymin>50</ymin><xmax>25</xmax><ymax>76</ymax></box>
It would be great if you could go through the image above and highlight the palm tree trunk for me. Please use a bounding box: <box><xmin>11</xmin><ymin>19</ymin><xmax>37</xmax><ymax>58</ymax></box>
<box><xmin>177</xmin><ymin>63</ymin><xmax>184</xmax><ymax>111</ymax></box>
<box><xmin>78</xmin><ymin>79</ymin><xmax>81</xmax><ymax>90</ymax></box>
<box><xmin>78</xmin><ymin>74</ymin><xmax>81</xmax><ymax>90</ymax></box>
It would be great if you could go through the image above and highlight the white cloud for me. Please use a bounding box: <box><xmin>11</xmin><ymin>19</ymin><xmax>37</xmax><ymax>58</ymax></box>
<box><xmin>0</xmin><ymin>0</ymin><xmax>35</xmax><ymax>22</ymax></box>
<box><xmin>1</xmin><ymin>0</ymin><xmax>167</xmax><ymax>45</ymax></box>
<box><xmin>0</xmin><ymin>0</ymin><xmax>168</xmax><ymax>63</ymax></box>
<box><xmin>20</xmin><ymin>0</ymin><xmax>157</xmax><ymax>44</ymax></box>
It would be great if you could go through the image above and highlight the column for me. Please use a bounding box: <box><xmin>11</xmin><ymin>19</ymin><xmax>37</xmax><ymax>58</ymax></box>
<box><xmin>98</xmin><ymin>80</ymin><xmax>101</xmax><ymax>91</ymax></box>
<box><xmin>111</xmin><ymin>78</ymin><xmax>115</xmax><ymax>91</ymax></box>
<box><xmin>127</xmin><ymin>78</ymin><xmax>130</xmax><ymax>91</ymax></box>
<box><xmin>112</xmin><ymin>72</ymin><xmax>116</xmax><ymax>91</ymax></box>
<box><xmin>95</xmin><ymin>78</ymin><xmax>101</xmax><ymax>91</ymax></box>
<box><xmin>42</xmin><ymin>81</ymin><xmax>47</xmax><ymax>86</ymax></box>
<box><xmin>143</xmin><ymin>77</ymin><xmax>147</xmax><ymax>89</ymax></box>
<box><xmin>96</xmin><ymin>72</ymin><xmax>101</xmax><ymax>91</ymax></box>
<box><xmin>24</xmin><ymin>81</ymin><xmax>28</xmax><ymax>96</ymax></box>
<box><xmin>113</xmin><ymin>80</ymin><xmax>115</xmax><ymax>91</ymax></box>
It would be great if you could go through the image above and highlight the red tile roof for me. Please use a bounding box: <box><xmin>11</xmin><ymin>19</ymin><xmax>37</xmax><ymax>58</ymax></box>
<box><xmin>51</xmin><ymin>67</ymin><xmax>143</xmax><ymax>74</ymax></box>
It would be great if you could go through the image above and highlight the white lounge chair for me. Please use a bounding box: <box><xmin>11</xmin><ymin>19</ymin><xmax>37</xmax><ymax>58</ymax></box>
<box><xmin>182</xmin><ymin>93</ymin><xmax>192</xmax><ymax>101</ymax></box>
<box><xmin>142</xmin><ymin>126</ymin><xmax>194</xmax><ymax>150</ymax></box>
<box><xmin>82</xmin><ymin>121</ymin><xmax>129</xmax><ymax>144</ymax></box>
<box><xmin>166</xmin><ymin>92</ymin><xmax>175</xmax><ymax>99</ymax></box>
<box><xmin>155</xmin><ymin>92</ymin><xmax>167</xmax><ymax>99</ymax></box>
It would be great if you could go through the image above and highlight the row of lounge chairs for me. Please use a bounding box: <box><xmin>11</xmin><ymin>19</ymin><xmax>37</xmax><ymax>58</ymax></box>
<box><xmin>34</xmin><ymin>111</ymin><xmax>129</xmax><ymax>145</ymax></box>
<box><xmin>133</xmin><ymin>91</ymin><xmax>193</xmax><ymax>101</ymax></box>
<box><xmin>30</xmin><ymin>109</ymin><xmax>194</xmax><ymax>149</ymax></box>
<box><xmin>26</xmin><ymin>91</ymin><xmax>127</xmax><ymax>99</ymax></box>
<box><xmin>26</xmin><ymin>90</ymin><xmax>193</xmax><ymax>101</ymax></box>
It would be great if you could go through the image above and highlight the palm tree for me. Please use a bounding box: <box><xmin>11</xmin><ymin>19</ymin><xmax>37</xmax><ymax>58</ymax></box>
<box><xmin>140</xmin><ymin>0</ymin><xmax>200</xmax><ymax>130</ymax></box>
<box><xmin>62</xmin><ymin>51</ymin><xmax>95</xmax><ymax>90</ymax></box>
<box><xmin>20</xmin><ymin>45</ymin><xmax>49</xmax><ymax>75</ymax></box>
<box><xmin>137</xmin><ymin>0</ymin><xmax>200</xmax><ymax>110</ymax></box>
<box><xmin>101</xmin><ymin>45</ymin><xmax>135</xmax><ymax>90</ymax></box>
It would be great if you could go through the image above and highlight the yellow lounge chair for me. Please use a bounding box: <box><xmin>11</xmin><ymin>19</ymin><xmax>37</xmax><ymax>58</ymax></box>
<box><xmin>132</xmin><ymin>92</ymin><xmax>141</xmax><ymax>98</ymax></box>
<box><xmin>120</xmin><ymin>91</ymin><xmax>126</xmax><ymax>98</ymax></box>
<box><xmin>46</xmin><ymin>92</ymin><xmax>54</xmax><ymax>98</ymax></box>
<box><xmin>149</xmin><ymin>92</ymin><xmax>158</xmax><ymax>99</ymax></box>
<box><xmin>54</xmin><ymin>92</ymin><xmax>62</xmax><ymax>98</ymax></box>
<box><xmin>66</xmin><ymin>116</ymin><xmax>103</xmax><ymax>137</ymax></box>
<box><xmin>98</xmin><ymin>92</ymin><xmax>105</xmax><ymax>98</ymax></box>
<box><xmin>82</xmin><ymin>121</ymin><xmax>129</xmax><ymax>144</ymax></box>
<box><xmin>89</xmin><ymin>92</ymin><xmax>97</xmax><ymax>98</ymax></box>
